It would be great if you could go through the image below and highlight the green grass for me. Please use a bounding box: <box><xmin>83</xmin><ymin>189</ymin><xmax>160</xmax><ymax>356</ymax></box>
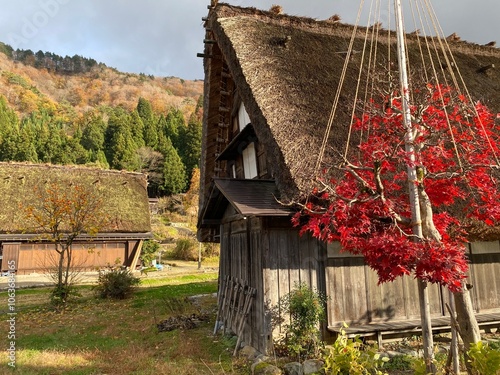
<box><xmin>0</xmin><ymin>272</ymin><xmax>245</xmax><ymax>375</ymax></box>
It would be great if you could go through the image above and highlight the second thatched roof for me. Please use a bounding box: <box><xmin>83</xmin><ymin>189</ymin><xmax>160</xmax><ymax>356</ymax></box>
<box><xmin>0</xmin><ymin>162</ymin><xmax>151</xmax><ymax>235</ymax></box>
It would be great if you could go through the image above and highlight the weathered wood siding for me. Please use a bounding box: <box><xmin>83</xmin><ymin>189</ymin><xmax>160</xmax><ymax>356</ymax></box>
<box><xmin>218</xmin><ymin>216</ymin><xmax>500</xmax><ymax>353</ymax></box>
<box><xmin>326</xmin><ymin>241</ymin><xmax>500</xmax><ymax>328</ymax></box>
<box><xmin>469</xmin><ymin>242</ymin><xmax>500</xmax><ymax>312</ymax></box>
<box><xmin>218</xmin><ymin>216</ymin><xmax>326</xmax><ymax>354</ymax></box>
<box><xmin>2</xmin><ymin>242</ymin><xmax>127</xmax><ymax>274</ymax></box>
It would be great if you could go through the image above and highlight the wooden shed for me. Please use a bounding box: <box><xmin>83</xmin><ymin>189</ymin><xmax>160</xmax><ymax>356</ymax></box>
<box><xmin>197</xmin><ymin>3</ymin><xmax>500</xmax><ymax>353</ymax></box>
<box><xmin>0</xmin><ymin>162</ymin><xmax>152</xmax><ymax>275</ymax></box>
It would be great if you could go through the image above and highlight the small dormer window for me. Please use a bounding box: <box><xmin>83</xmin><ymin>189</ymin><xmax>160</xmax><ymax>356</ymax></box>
<box><xmin>238</xmin><ymin>103</ymin><xmax>251</xmax><ymax>131</ymax></box>
<box><xmin>242</xmin><ymin>142</ymin><xmax>258</xmax><ymax>179</ymax></box>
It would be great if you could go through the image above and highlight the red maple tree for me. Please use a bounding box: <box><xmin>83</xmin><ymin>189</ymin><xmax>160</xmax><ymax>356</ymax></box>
<box><xmin>293</xmin><ymin>83</ymin><xmax>500</xmax><ymax>292</ymax></box>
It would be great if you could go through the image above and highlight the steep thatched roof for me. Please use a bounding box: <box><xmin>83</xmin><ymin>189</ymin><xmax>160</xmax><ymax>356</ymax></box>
<box><xmin>200</xmin><ymin>3</ymin><xmax>500</xmax><ymax>205</ymax></box>
<box><xmin>0</xmin><ymin>162</ymin><xmax>151</xmax><ymax>235</ymax></box>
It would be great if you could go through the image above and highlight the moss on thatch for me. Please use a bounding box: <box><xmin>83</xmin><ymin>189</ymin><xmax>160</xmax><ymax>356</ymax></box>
<box><xmin>0</xmin><ymin>162</ymin><xmax>150</xmax><ymax>234</ymax></box>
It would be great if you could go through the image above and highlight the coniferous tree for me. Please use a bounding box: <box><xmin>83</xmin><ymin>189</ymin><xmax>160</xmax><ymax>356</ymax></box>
<box><xmin>137</xmin><ymin>98</ymin><xmax>158</xmax><ymax>148</ymax></box>
<box><xmin>105</xmin><ymin>111</ymin><xmax>140</xmax><ymax>170</ymax></box>
<box><xmin>165</xmin><ymin>107</ymin><xmax>185</xmax><ymax>148</ymax></box>
<box><xmin>178</xmin><ymin>113</ymin><xmax>202</xmax><ymax>180</ymax></box>
<box><xmin>160</xmin><ymin>136</ymin><xmax>187</xmax><ymax>195</ymax></box>
<box><xmin>129</xmin><ymin>110</ymin><xmax>145</xmax><ymax>148</ymax></box>
<box><xmin>80</xmin><ymin>114</ymin><xmax>107</xmax><ymax>162</ymax></box>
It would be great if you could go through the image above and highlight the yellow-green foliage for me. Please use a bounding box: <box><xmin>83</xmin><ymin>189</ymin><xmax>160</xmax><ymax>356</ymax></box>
<box><xmin>323</xmin><ymin>325</ymin><xmax>389</xmax><ymax>375</ymax></box>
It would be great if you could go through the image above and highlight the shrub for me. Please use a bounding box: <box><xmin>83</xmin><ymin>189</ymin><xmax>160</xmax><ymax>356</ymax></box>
<box><xmin>467</xmin><ymin>341</ymin><xmax>500</xmax><ymax>375</ymax></box>
<box><xmin>274</xmin><ymin>282</ymin><xmax>327</xmax><ymax>360</ymax></box>
<box><xmin>323</xmin><ymin>324</ymin><xmax>389</xmax><ymax>375</ymax></box>
<box><xmin>171</xmin><ymin>238</ymin><xmax>198</xmax><ymax>261</ymax></box>
<box><xmin>140</xmin><ymin>240</ymin><xmax>160</xmax><ymax>266</ymax></box>
<box><xmin>94</xmin><ymin>268</ymin><xmax>140</xmax><ymax>299</ymax></box>
<box><xmin>203</xmin><ymin>242</ymin><xmax>220</xmax><ymax>258</ymax></box>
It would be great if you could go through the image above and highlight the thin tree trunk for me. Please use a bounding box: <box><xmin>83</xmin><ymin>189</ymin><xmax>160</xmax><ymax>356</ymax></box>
<box><xmin>418</xmin><ymin>280</ymin><xmax>437</xmax><ymax>374</ymax></box>
<box><xmin>57</xmin><ymin>249</ymin><xmax>65</xmax><ymax>292</ymax></box>
<box><xmin>63</xmin><ymin>246</ymin><xmax>72</xmax><ymax>302</ymax></box>
<box><xmin>454</xmin><ymin>283</ymin><xmax>481</xmax><ymax>375</ymax></box>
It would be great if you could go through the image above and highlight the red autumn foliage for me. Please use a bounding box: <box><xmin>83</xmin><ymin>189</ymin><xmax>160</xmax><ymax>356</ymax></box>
<box><xmin>293</xmin><ymin>84</ymin><xmax>500</xmax><ymax>291</ymax></box>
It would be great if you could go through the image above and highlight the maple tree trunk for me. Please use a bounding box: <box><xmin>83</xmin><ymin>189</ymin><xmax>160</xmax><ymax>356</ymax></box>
<box><xmin>454</xmin><ymin>283</ymin><xmax>481</xmax><ymax>375</ymax></box>
<box><xmin>420</xmin><ymin>186</ymin><xmax>481</xmax><ymax>372</ymax></box>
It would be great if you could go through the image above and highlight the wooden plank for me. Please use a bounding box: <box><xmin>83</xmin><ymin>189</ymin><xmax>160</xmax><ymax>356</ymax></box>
<box><xmin>129</xmin><ymin>240</ymin><xmax>143</xmax><ymax>271</ymax></box>
<box><xmin>298</xmin><ymin>233</ymin><xmax>312</xmax><ymax>286</ymax></box>
<box><xmin>2</xmin><ymin>243</ymin><xmax>20</xmax><ymax>272</ymax></box>
<box><xmin>288</xmin><ymin>230</ymin><xmax>300</xmax><ymax>290</ymax></box>
<box><xmin>471</xmin><ymin>253</ymin><xmax>500</xmax><ymax>311</ymax></box>
<box><xmin>342</xmin><ymin>258</ymin><xmax>368</xmax><ymax>323</ymax></box>
<box><xmin>326</xmin><ymin>258</ymin><xmax>346</xmax><ymax>325</ymax></box>
<box><xmin>250</xmin><ymin>226</ymin><xmax>262</xmax><ymax>350</ymax></box>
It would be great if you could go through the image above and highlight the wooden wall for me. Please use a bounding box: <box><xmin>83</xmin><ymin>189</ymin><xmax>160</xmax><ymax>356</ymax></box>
<box><xmin>325</xmin><ymin>256</ymin><xmax>444</xmax><ymax>326</ymax></box>
<box><xmin>468</xmin><ymin>241</ymin><xmax>500</xmax><ymax>312</ymax></box>
<box><xmin>218</xmin><ymin>216</ymin><xmax>326</xmax><ymax>354</ymax></box>
<box><xmin>1</xmin><ymin>242</ymin><xmax>128</xmax><ymax>274</ymax></box>
<box><xmin>218</xmin><ymin>215</ymin><xmax>500</xmax><ymax>354</ymax></box>
<box><xmin>325</xmin><ymin>241</ymin><xmax>500</xmax><ymax>328</ymax></box>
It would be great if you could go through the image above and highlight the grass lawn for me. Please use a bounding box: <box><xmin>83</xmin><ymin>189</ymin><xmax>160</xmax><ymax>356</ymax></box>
<box><xmin>0</xmin><ymin>272</ymin><xmax>249</xmax><ymax>375</ymax></box>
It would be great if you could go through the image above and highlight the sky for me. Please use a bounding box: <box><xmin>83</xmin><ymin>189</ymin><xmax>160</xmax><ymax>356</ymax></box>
<box><xmin>0</xmin><ymin>0</ymin><xmax>498</xmax><ymax>81</ymax></box>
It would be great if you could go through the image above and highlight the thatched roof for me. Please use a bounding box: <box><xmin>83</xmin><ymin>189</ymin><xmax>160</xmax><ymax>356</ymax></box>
<box><xmin>199</xmin><ymin>3</ymin><xmax>500</xmax><ymax>241</ymax></box>
<box><xmin>0</xmin><ymin>162</ymin><xmax>151</xmax><ymax>235</ymax></box>
<box><xmin>200</xmin><ymin>3</ymin><xmax>500</xmax><ymax>200</ymax></box>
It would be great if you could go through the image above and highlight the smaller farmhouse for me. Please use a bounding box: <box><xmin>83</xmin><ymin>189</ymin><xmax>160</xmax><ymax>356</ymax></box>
<box><xmin>0</xmin><ymin>162</ymin><xmax>152</xmax><ymax>275</ymax></box>
<box><xmin>198</xmin><ymin>3</ymin><xmax>500</xmax><ymax>353</ymax></box>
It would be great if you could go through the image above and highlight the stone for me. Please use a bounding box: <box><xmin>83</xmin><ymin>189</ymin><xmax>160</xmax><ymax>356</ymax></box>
<box><xmin>252</xmin><ymin>361</ymin><xmax>282</xmax><ymax>375</ymax></box>
<box><xmin>256</xmin><ymin>354</ymin><xmax>270</xmax><ymax>362</ymax></box>
<box><xmin>239</xmin><ymin>345</ymin><xmax>260</xmax><ymax>361</ymax></box>
<box><xmin>283</xmin><ymin>361</ymin><xmax>304</xmax><ymax>375</ymax></box>
<box><xmin>303</xmin><ymin>359</ymin><xmax>324</xmax><ymax>375</ymax></box>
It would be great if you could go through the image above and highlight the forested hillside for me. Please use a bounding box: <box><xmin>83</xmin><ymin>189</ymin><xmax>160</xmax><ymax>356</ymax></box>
<box><xmin>0</xmin><ymin>42</ymin><xmax>204</xmax><ymax>197</ymax></box>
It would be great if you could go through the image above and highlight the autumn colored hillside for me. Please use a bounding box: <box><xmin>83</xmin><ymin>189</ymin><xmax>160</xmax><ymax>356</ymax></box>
<box><xmin>0</xmin><ymin>45</ymin><xmax>203</xmax><ymax>119</ymax></box>
<box><xmin>0</xmin><ymin>43</ymin><xmax>204</xmax><ymax>197</ymax></box>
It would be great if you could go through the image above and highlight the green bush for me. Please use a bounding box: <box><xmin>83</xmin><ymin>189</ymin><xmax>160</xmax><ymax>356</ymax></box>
<box><xmin>94</xmin><ymin>268</ymin><xmax>140</xmax><ymax>299</ymax></box>
<box><xmin>140</xmin><ymin>240</ymin><xmax>160</xmax><ymax>266</ymax></box>
<box><xmin>468</xmin><ymin>341</ymin><xmax>500</xmax><ymax>375</ymax></box>
<box><xmin>323</xmin><ymin>324</ymin><xmax>389</xmax><ymax>375</ymax></box>
<box><xmin>274</xmin><ymin>282</ymin><xmax>327</xmax><ymax>360</ymax></box>
<box><xmin>171</xmin><ymin>238</ymin><xmax>198</xmax><ymax>261</ymax></box>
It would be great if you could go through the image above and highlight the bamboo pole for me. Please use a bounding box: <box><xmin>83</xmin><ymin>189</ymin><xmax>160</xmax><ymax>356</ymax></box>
<box><xmin>394</xmin><ymin>1</ymin><xmax>435</xmax><ymax>373</ymax></box>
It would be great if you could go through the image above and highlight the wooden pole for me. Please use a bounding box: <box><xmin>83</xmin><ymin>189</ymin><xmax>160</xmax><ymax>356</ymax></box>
<box><xmin>449</xmin><ymin>291</ymin><xmax>461</xmax><ymax>374</ymax></box>
<box><xmin>393</xmin><ymin>1</ymin><xmax>435</xmax><ymax>373</ymax></box>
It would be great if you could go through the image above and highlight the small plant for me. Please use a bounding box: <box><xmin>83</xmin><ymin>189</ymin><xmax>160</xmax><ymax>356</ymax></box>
<box><xmin>382</xmin><ymin>354</ymin><xmax>412</xmax><ymax>371</ymax></box>
<box><xmin>322</xmin><ymin>325</ymin><xmax>389</xmax><ymax>375</ymax></box>
<box><xmin>467</xmin><ymin>341</ymin><xmax>500</xmax><ymax>375</ymax></box>
<box><xmin>275</xmin><ymin>282</ymin><xmax>327</xmax><ymax>360</ymax></box>
<box><xmin>410</xmin><ymin>350</ymin><xmax>451</xmax><ymax>375</ymax></box>
<box><xmin>50</xmin><ymin>284</ymin><xmax>80</xmax><ymax>306</ymax></box>
<box><xmin>94</xmin><ymin>268</ymin><xmax>140</xmax><ymax>299</ymax></box>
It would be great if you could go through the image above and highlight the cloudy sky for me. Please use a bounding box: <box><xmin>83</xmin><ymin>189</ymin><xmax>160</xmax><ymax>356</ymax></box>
<box><xmin>0</xmin><ymin>0</ymin><xmax>498</xmax><ymax>80</ymax></box>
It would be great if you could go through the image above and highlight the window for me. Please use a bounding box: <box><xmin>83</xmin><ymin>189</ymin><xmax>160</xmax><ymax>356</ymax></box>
<box><xmin>238</xmin><ymin>103</ymin><xmax>250</xmax><ymax>131</ymax></box>
<box><xmin>242</xmin><ymin>142</ymin><xmax>258</xmax><ymax>179</ymax></box>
